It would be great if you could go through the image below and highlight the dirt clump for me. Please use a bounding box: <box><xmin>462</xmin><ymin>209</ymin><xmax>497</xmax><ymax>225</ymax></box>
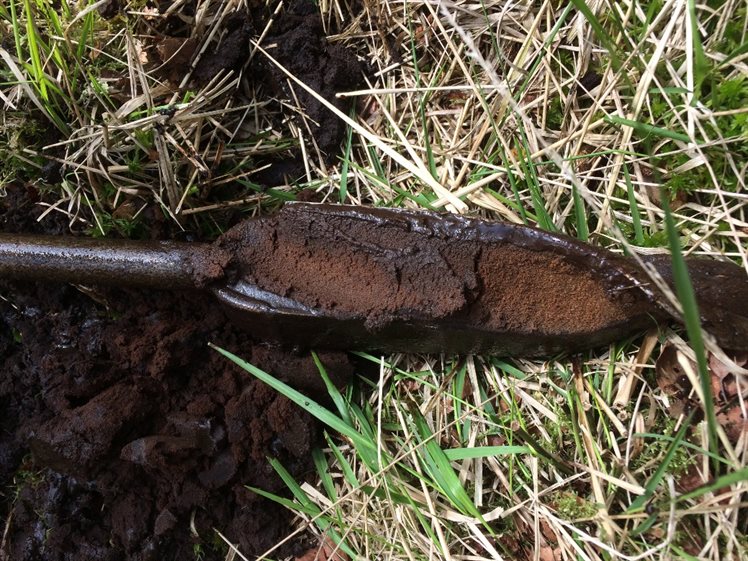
<box><xmin>193</xmin><ymin>12</ymin><xmax>252</xmax><ymax>84</ymax></box>
<box><xmin>146</xmin><ymin>0</ymin><xmax>363</xmax><ymax>185</ymax></box>
<box><xmin>263</xmin><ymin>2</ymin><xmax>364</xmax><ymax>157</ymax></box>
<box><xmin>28</xmin><ymin>380</ymin><xmax>159</xmax><ymax>478</ymax></box>
<box><xmin>0</xmin><ymin>185</ymin><xmax>355</xmax><ymax>560</ymax></box>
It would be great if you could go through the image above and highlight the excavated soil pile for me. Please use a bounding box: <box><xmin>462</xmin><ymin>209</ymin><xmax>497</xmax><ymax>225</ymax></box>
<box><xmin>0</xmin><ymin>185</ymin><xmax>354</xmax><ymax>561</ymax></box>
<box><xmin>217</xmin><ymin>203</ymin><xmax>650</xmax><ymax>335</ymax></box>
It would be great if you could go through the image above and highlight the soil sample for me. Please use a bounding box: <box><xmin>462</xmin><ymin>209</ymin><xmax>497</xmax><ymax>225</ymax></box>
<box><xmin>213</xmin><ymin>203</ymin><xmax>662</xmax><ymax>356</ymax></box>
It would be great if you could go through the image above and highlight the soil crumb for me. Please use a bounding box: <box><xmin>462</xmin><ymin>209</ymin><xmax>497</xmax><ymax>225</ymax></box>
<box><xmin>0</xmin><ymin>185</ymin><xmax>354</xmax><ymax>561</ymax></box>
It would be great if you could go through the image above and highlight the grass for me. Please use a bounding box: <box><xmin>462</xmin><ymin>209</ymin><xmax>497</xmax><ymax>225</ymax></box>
<box><xmin>2</xmin><ymin>0</ymin><xmax>748</xmax><ymax>560</ymax></box>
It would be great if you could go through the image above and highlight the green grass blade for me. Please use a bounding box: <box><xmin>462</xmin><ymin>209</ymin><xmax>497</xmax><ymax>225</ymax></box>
<box><xmin>8</xmin><ymin>0</ymin><xmax>23</xmax><ymax>62</ymax></box>
<box><xmin>312</xmin><ymin>351</ymin><xmax>351</xmax><ymax>425</ymax></box>
<box><xmin>506</xmin><ymin>165</ymin><xmax>529</xmax><ymax>224</ymax></box>
<box><xmin>325</xmin><ymin>434</ymin><xmax>360</xmax><ymax>487</ymax></box>
<box><xmin>359</xmin><ymin>485</ymin><xmax>426</xmax><ymax>508</ymax></box>
<box><xmin>268</xmin><ymin>457</ymin><xmax>357</xmax><ymax>558</ymax></box>
<box><xmin>569</xmin><ymin>0</ymin><xmax>623</xmax><ymax>73</ymax></box>
<box><xmin>267</xmin><ymin>456</ymin><xmax>317</xmax><ymax>508</ymax></box>
<box><xmin>572</xmin><ymin>184</ymin><xmax>589</xmax><ymax>241</ymax></box>
<box><xmin>516</xmin><ymin>133</ymin><xmax>556</xmax><ymax>232</ymax></box>
<box><xmin>411</xmin><ymin>411</ymin><xmax>481</xmax><ymax>518</ymax></box>
<box><xmin>632</xmin><ymin>432</ymin><xmax>730</xmax><ymax>465</ymax></box>
<box><xmin>338</xmin><ymin>113</ymin><xmax>355</xmax><ymax>203</ymax></box>
<box><xmin>247</xmin><ymin>485</ymin><xmax>319</xmax><ymax>515</ymax></box>
<box><xmin>687</xmin><ymin>0</ymin><xmax>709</xmax><ymax>99</ymax></box>
<box><xmin>250</xmin><ymin>480</ymin><xmax>358</xmax><ymax>559</ymax></box>
<box><xmin>669</xmin><ymin>545</ymin><xmax>700</xmax><ymax>561</ymax></box>
<box><xmin>660</xmin><ymin>190</ymin><xmax>719</xmax><ymax>461</ymax></box>
<box><xmin>23</xmin><ymin>0</ymin><xmax>47</xmax><ymax>100</ymax></box>
<box><xmin>346</xmin><ymin>402</ymin><xmax>382</xmax><ymax>471</ymax></box>
<box><xmin>515</xmin><ymin>3</ymin><xmax>574</xmax><ymax>100</ymax></box>
<box><xmin>629</xmin><ymin>512</ymin><xmax>658</xmax><ymax>537</ymax></box>
<box><xmin>714</xmin><ymin>39</ymin><xmax>748</xmax><ymax>72</ymax></box>
<box><xmin>210</xmin><ymin>345</ymin><xmax>377</xmax><ymax>455</ymax></box>
<box><xmin>623</xmin><ymin>165</ymin><xmax>645</xmax><ymax>245</ymax></box>
<box><xmin>313</xmin><ymin>447</ymin><xmax>338</xmax><ymax>502</ymax></box>
<box><xmin>606</xmin><ymin>116</ymin><xmax>693</xmax><ymax>143</ymax></box>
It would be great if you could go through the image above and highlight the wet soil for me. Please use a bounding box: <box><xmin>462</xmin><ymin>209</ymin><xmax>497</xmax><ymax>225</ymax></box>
<box><xmin>213</xmin><ymin>203</ymin><xmax>658</xmax><ymax>355</ymax></box>
<box><xmin>225</xmin><ymin>204</ymin><xmax>639</xmax><ymax>332</ymax></box>
<box><xmin>208</xmin><ymin>203</ymin><xmax>748</xmax><ymax>355</ymax></box>
<box><xmin>0</xmin><ymin>185</ymin><xmax>354</xmax><ymax>560</ymax></box>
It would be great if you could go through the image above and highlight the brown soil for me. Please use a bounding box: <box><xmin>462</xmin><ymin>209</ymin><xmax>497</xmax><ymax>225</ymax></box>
<box><xmin>475</xmin><ymin>246</ymin><xmax>637</xmax><ymax>334</ymax></box>
<box><xmin>0</xmin><ymin>186</ymin><xmax>354</xmax><ymax>560</ymax></box>
<box><xmin>216</xmin><ymin>203</ymin><xmax>651</xmax><ymax>336</ymax></box>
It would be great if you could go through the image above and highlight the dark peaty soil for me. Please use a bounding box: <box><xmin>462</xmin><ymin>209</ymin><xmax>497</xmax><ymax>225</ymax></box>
<box><xmin>249</xmin><ymin>0</ymin><xmax>365</xmax><ymax>184</ymax></box>
<box><xmin>0</xmin><ymin>185</ymin><xmax>354</xmax><ymax>561</ymax></box>
<box><xmin>262</xmin><ymin>2</ymin><xmax>364</xmax><ymax>157</ymax></box>
<box><xmin>149</xmin><ymin>0</ymin><xmax>364</xmax><ymax>186</ymax></box>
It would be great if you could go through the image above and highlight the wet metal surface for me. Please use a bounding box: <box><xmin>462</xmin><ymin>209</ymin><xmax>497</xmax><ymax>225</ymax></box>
<box><xmin>0</xmin><ymin>234</ymin><xmax>205</xmax><ymax>289</ymax></box>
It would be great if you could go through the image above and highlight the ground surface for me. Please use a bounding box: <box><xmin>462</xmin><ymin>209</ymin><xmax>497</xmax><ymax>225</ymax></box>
<box><xmin>1</xmin><ymin>0</ymin><xmax>747</xmax><ymax>560</ymax></box>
